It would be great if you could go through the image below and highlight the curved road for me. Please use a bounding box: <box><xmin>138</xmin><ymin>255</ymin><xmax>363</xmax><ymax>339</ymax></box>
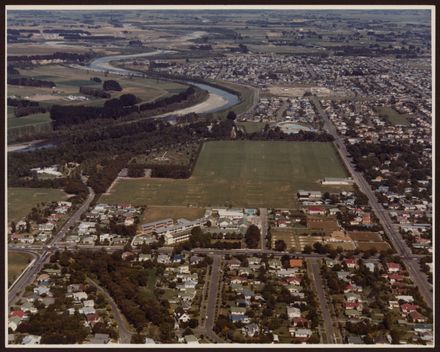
<box><xmin>86</xmin><ymin>277</ymin><xmax>134</xmax><ymax>343</ymax></box>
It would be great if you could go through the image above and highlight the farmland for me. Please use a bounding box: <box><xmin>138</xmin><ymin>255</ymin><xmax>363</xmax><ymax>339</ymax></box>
<box><xmin>101</xmin><ymin>140</ymin><xmax>351</xmax><ymax>208</ymax></box>
<box><xmin>8</xmin><ymin>251</ymin><xmax>34</xmax><ymax>287</ymax></box>
<box><xmin>9</xmin><ymin>64</ymin><xmax>188</xmax><ymax>106</ymax></box>
<box><xmin>8</xmin><ymin>187</ymin><xmax>68</xmax><ymax>223</ymax></box>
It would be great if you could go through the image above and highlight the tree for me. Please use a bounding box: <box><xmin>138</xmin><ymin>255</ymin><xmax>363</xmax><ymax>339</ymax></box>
<box><xmin>226</xmin><ymin>111</ymin><xmax>237</xmax><ymax>121</ymax></box>
<box><xmin>103</xmin><ymin>80</ymin><xmax>122</xmax><ymax>91</ymax></box>
<box><xmin>245</xmin><ymin>225</ymin><xmax>260</xmax><ymax>249</ymax></box>
<box><xmin>303</xmin><ymin>245</ymin><xmax>312</xmax><ymax>254</ymax></box>
<box><xmin>274</xmin><ymin>240</ymin><xmax>287</xmax><ymax>252</ymax></box>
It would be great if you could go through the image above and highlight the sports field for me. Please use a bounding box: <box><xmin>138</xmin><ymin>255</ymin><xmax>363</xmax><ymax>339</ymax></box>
<box><xmin>8</xmin><ymin>187</ymin><xmax>68</xmax><ymax>223</ymax></box>
<box><xmin>102</xmin><ymin>140</ymin><xmax>350</xmax><ymax>208</ymax></box>
<box><xmin>8</xmin><ymin>251</ymin><xmax>34</xmax><ymax>287</ymax></box>
<box><xmin>376</xmin><ymin>106</ymin><xmax>411</xmax><ymax>126</ymax></box>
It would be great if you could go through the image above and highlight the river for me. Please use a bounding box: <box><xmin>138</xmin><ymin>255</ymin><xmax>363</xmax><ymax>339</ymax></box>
<box><xmin>86</xmin><ymin>50</ymin><xmax>239</xmax><ymax>115</ymax></box>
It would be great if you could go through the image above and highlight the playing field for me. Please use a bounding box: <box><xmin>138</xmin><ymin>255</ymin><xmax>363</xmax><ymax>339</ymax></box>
<box><xmin>376</xmin><ymin>106</ymin><xmax>411</xmax><ymax>126</ymax></box>
<box><xmin>102</xmin><ymin>140</ymin><xmax>350</xmax><ymax>208</ymax></box>
<box><xmin>8</xmin><ymin>251</ymin><xmax>34</xmax><ymax>287</ymax></box>
<box><xmin>8</xmin><ymin>187</ymin><xmax>68</xmax><ymax>223</ymax></box>
<box><xmin>142</xmin><ymin>206</ymin><xmax>205</xmax><ymax>223</ymax></box>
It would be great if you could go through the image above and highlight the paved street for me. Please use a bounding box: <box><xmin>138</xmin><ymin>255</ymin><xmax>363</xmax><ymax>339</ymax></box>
<box><xmin>8</xmin><ymin>184</ymin><xmax>95</xmax><ymax>307</ymax></box>
<box><xmin>307</xmin><ymin>258</ymin><xmax>336</xmax><ymax>344</ymax></box>
<box><xmin>87</xmin><ymin>277</ymin><xmax>134</xmax><ymax>343</ymax></box>
<box><xmin>259</xmin><ymin>208</ymin><xmax>268</xmax><ymax>250</ymax></box>
<box><xmin>201</xmin><ymin>254</ymin><xmax>223</xmax><ymax>343</ymax></box>
<box><xmin>311</xmin><ymin>96</ymin><xmax>433</xmax><ymax>309</ymax></box>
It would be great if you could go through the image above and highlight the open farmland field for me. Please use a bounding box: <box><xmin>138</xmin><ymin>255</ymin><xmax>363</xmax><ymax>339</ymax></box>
<box><xmin>10</xmin><ymin>65</ymin><xmax>188</xmax><ymax>106</ymax></box>
<box><xmin>376</xmin><ymin>106</ymin><xmax>411</xmax><ymax>126</ymax></box>
<box><xmin>101</xmin><ymin>140</ymin><xmax>351</xmax><ymax>208</ymax></box>
<box><xmin>8</xmin><ymin>251</ymin><xmax>34</xmax><ymax>287</ymax></box>
<box><xmin>142</xmin><ymin>206</ymin><xmax>205</xmax><ymax>223</ymax></box>
<box><xmin>8</xmin><ymin>187</ymin><xmax>68</xmax><ymax>223</ymax></box>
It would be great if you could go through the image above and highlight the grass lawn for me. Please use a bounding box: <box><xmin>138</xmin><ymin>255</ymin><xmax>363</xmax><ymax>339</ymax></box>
<box><xmin>8</xmin><ymin>112</ymin><xmax>52</xmax><ymax>130</ymax></box>
<box><xmin>8</xmin><ymin>251</ymin><xmax>34</xmax><ymax>286</ymax></box>
<box><xmin>8</xmin><ymin>187</ymin><xmax>68</xmax><ymax>223</ymax></box>
<box><xmin>101</xmin><ymin>140</ymin><xmax>350</xmax><ymax>208</ymax></box>
<box><xmin>142</xmin><ymin>206</ymin><xmax>205</xmax><ymax>223</ymax></box>
<box><xmin>237</xmin><ymin>121</ymin><xmax>266</xmax><ymax>134</ymax></box>
<box><xmin>208</xmin><ymin>79</ymin><xmax>257</xmax><ymax>117</ymax></box>
<box><xmin>376</xmin><ymin>106</ymin><xmax>411</xmax><ymax>126</ymax></box>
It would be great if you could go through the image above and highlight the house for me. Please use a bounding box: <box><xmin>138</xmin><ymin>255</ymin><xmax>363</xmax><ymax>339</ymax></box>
<box><xmin>344</xmin><ymin>258</ymin><xmax>357</xmax><ymax>269</ymax></box>
<box><xmin>230</xmin><ymin>314</ymin><xmax>250</xmax><ymax>324</ymax></box>
<box><xmin>292</xmin><ymin>317</ymin><xmax>309</xmax><ymax>328</ymax></box>
<box><xmin>306</xmin><ymin>206</ymin><xmax>326</xmax><ymax>215</ymax></box>
<box><xmin>287</xmin><ymin>306</ymin><xmax>301</xmax><ymax>319</ymax></box>
<box><xmin>345</xmin><ymin>301</ymin><xmax>363</xmax><ymax>311</ymax></box>
<box><xmin>184</xmin><ymin>335</ymin><xmax>199</xmax><ymax>344</ymax></box>
<box><xmin>67</xmin><ymin>284</ymin><xmax>84</xmax><ymax>293</ymax></box>
<box><xmin>144</xmin><ymin>337</ymin><xmax>156</xmax><ymax>344</ymax></box>
<box><xmin>242</xmin><ymin>323</ymin><xmax>260</xmax><ymax>337</ymax></box>
<box><xmin>72</xmin><ymin>291</ymin><xmax>88</xmax><ymax>302</ymax></box>
<box><xmin>20</xmin><ymin>302</ymin><xmax>37</xmax><ymax>314</ymax></box>
<box><xmin>395</xmin><ymin>295</ymin><xmax>414</xmax><ymax>303</ymax></box>
<box><xmin>227</xmin><ymin>258</ymin><xmax>241</xmax><ymax>269</ymax></box>
<box><xmin>157</xmin><ymin>254</ymin><xmax>171</xmax><ymax>264</ymax></box>
<box><xmin>8</xmin><ymin>316</ymin><xmax>22</xmax><ymax>332</ymax></box>
<box><xmin>22</xmin><ymin>335</ymin><xmax>41</xmax><ymax>345</ymax></box>
<box><xmin>231</xmin><ymin>307</ymin><xmax>246</xmax><ymax>315</ymax></box>
<box><xmin>400</xmin><ymin>303</ymin><xmax>418</xmax><ymax>315</ymax></box>
<box><xmin>290</xmin><ymin>328</ymin><xmax>312</xmax><ymax>339</ymax></box>
<box><xmin>347</xmin><ymin>335</ymin><xmax>365</xmax><ymax>344</ymax></box>
<box><xmin>268</xmin><ymin>258</ymin><xmax>282</xmax><ymax>269</ymax></box>
<box><xmin>138</xmin><ymin>253</ymin><xmax>152</xmax><ymax>262</ymax></box>
<box><xmin>409</xmin><ymin>311</ymin><xmax>427</xmax><ymax>323</ymax></box>
<box><xmin>121</xmin><ymin>251</ymin><xmax>135</xmax><ymax>261</ymax></box>
<box><xmin>189</xmin><ymin>255</ymin><xmax>203</xmax><ymax>265</ymax></box>
<box><xmin>34</xmin><ymin>286</ymin><xmax>50</xmax><ymax>296</ymax></box>
<box><xmin>364</xmin><ymin>262</ymin><xmax>376</xmax><ymax>273</ymax></box>
<box><xmin>386</xmin><ymin>262</ymin><xmax>401</xmax><ymax>273</ymax></box>
<box><xmin>89</xmin><ymin>333</ymin><xmax>110</xmax><ymax>344</ymax></box>
<box><xmin>41</xmin><ymin>296</ymin><xmax>55</xmax><ymax>308</ymax></box>
<box><xmin>289</xmin><ymin>259</ymin><xmax>303</xmax><ymax>268</ymax></box>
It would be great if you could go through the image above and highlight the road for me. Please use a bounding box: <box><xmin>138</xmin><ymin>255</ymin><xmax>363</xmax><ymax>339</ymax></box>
<box><xmin>199</xmin><ymin>254</ymin><xmax>223</xmax><ymax>343</ymax></box>
<box><xmin>306</xmin><ymin>258</ymin><xmax>336</xmax><ymax>344</ymax></box>
<box><xmin>259</xmin><ymin>208</ymin><xmax>268</xmax><ymax>250</ymax></box>
<box><xmin>8</xmin><ymin>183</ymin><xmax>95</xmax><ymax>307</ymax></box>
<box><xmin>310</xmin><ymin>96</ymin><xmax>433</xmax><ymax>309</ymax></box>
<box><xmin>86</xmin><ymin>277</ymin><xmax>134</xmax><ymax>343</ymax></box>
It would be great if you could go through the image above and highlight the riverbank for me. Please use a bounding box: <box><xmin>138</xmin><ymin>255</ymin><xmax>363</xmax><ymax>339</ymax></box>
<box><xmin>7</xmin><ymin>139</ymin><xmax>44</xmax><ymax>152</ymax></box>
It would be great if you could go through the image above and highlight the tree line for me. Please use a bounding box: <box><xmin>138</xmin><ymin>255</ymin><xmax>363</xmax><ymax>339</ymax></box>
<box><xmin>8</xmin><ymin>51</ymin><xmax>94</xmax><ymax>63</ymax></box>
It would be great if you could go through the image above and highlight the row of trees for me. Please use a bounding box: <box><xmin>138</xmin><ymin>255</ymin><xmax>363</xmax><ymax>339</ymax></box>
<box><xmin>79</xmin><ymin>86</ymin><xmax>110</xmax><ymax>98</ymax></box>
<box><xmin>8</xmin><ymin>77</ymin><xmax>55</xmax><ymax>88</ymax></box>
<box><xmin>8</xmin><ymin>51</ymin><xmax>94</xmax><ymax>62</ymax></box>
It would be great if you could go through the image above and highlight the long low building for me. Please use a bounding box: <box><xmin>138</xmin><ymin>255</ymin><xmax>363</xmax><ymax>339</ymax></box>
<box><xmin>321</xmin><ymin>177</ymin><xmax>355</xmax><ymax>185</ymax></box>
